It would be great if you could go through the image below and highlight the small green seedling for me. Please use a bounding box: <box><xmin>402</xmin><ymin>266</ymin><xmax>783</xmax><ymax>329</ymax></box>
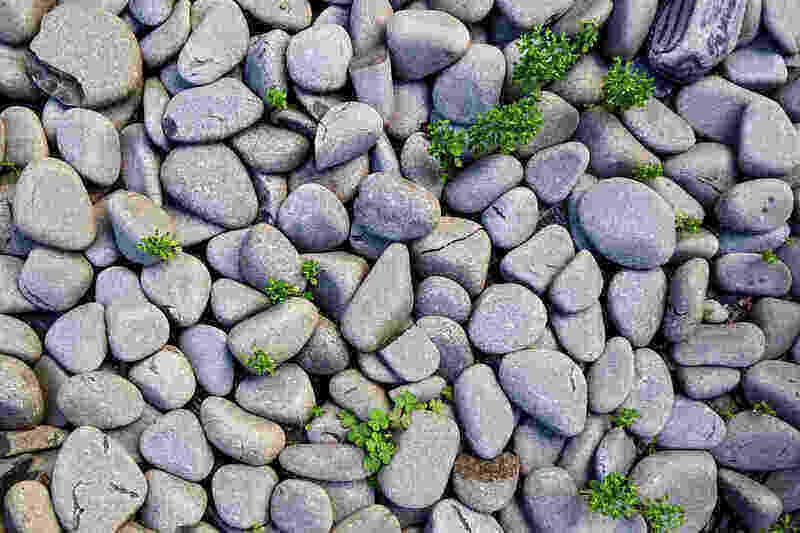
<box><xmin>339</xmin><ymin>408</ymin><xmax>396</xmax><ymax>473</ymax></box>
<box><xmin>611</xmin><ymin>408</ymin><xmax>641</xmax><ymax>429</ymax></box>
<box><xmin>718</xmin><ymin>405</ymin><xmax>736</xmax><ymax>421</ymax></box>
<box><xmin>582</xmin><ymin>472</ymin><xmax>641</xmax><ymax>520</ymax></box>
<box><xmin>752</xmin><ymin>400</ymin><xmax>777</xmax><ymax>416</ymax></box>
<box><xmin>640</xmin><ymin>496</ymin><xmax>686</xmax><ymax>533</ymax></box>
<box><xmin>513</xmin><ymin>25</ymin><xmax>578</xmax><ymax>96</ymax></box>
<box><xmin>302</xmin><ymin>259</ymin><xmax>320</xmax><ymax>287</ymax></box>
<box><xmin>769</xmin><ymin>513</ymin><xmax>799</xmax><ymax>533</ymax></box>
<box><xmin>243</xmin><ymin>347</ymin><xmax>276</xmax><ymax>376</ymax></box>
<box><xmin>137</xmin><ymin>229</ymin><xmax>181</xmax><ymax>261</ymax></box>
<box><xmin>602</xmin><ymin>57</ymin><xmax>656</xmax><ymax>111</ymax></box>
<box><xmin>786</xmin><ymin>237</ymin><xmax>794</xmax><ymax>247</ymax></box>
<box><xmin>426</xmin><ymin>399</ymin><xmax>446</xmax><ymax>415</ymax></box>
<box><xmin>427</xmin><ymin>119</ymin><xmax>467</xmax><ymax>182</ymax></box>
<box><xmin>264</xmin><ymin>278</ymin><xmax>312</xmax><ymax>304</ymax></box>
<box><xmin>632</xmin><ymin>162</ymin><xmax>663</xmax><ymax>180</ymax></box>
<box><xmin>389</xmin><ymin>390</ymin><xmax>424</xmax><ymax>429</ymax></box>
<box><xmin>675</xmin><ymin>211</ymin><xmax>702</xmax><ymax>234</ymax></box>
<box><xmin>467</xmin><ymin>96</ymin><xmax>544</xmax><ymax>156</ymax></box>
<box><xmin>441</xmin><ymin>385</ymin><xmax>453</xmax><ymax>402</ymax></box>
<box><xmin>762</xmin><ymin>249</ymin><xmax>780</xmax><ymax>264</ymax></box>
<box><xmin>573</xmin><ymin>20</ymin><xmax>600</xmax><ymax>54</ymax></box>
<box><xmin>266</xmin><ymin>86</ymin><xmax>287</xmax><ymax>110</ymax></box>
<box><xmin>305</xmin><ymin>405</ymin><xmax>326</xmax><ymax>430</ymax></box>
<box><xmin>249</xmin><ymin>525</ymin><xmax>265</xmax><ymax>533</ymax></box>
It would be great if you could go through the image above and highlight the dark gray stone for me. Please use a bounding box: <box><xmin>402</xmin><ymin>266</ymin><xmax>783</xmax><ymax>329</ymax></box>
<box><xmin>302</xmin><ymin>251</ymin><xmax>369</xmax><ymax>322</ymax></box>
<box><xmin>587</xmin><ymin>337</ymin><xmax>636</xmax><ymax>414</ymax></box>
<box><xmin>140</xmin><ymin>252</ymin><xmax>211</xmax><ymax>328</ymax></box>
<box><xmin>468</xmin><ymin>283</ymin><xmax>547</xmax><ymax>355</ymax></box>
<box><xmin>712</xmin><ymin>411</ymin><xmax>800</xmax><ymax>470</ymax></box>
<box><xmin>271</xmin><ymin>479</ymin><xmax>333</xmax><ymax>533</ymax></box>
<box><xmin>751</xmin><ymin>297</ymin><xmax>800</xmax><ymax>359</ymax></box>
<box><xmin>520</xmin><ymin>466</ymin><xmax>581</xmax><ymax>532</ymax></box>
<box><xmin>279</xmin><ymin>444</ymin><xmax>370</xmax><ymax>481</ymax></box>
<box><xmin>0</xmin><ymin>315</ymin><xmax>40</xmax><ymax>365</ymax></box>
<box><xmin>106</xmin><ymin>190</ymin><xmax>175</xmax><ymax>266</ymax></box>
<box><xmin>512</xmin><ymin>416</ymin><xmax>566</xmax><ymax>475</ymax></box>
<box><xmin>236</xmin><ymin>363</ymin><xmax>316</xmax><ymax>426</ymax></box>
<box><xmin>32</xmin><ymin>355</ymin><xmax>69</xmax><ymax>427</ymax></box>
<box><xmin>594</xmin><ymin>427</ymin><xmax>637</xmax><ymax>480</ymax></box>
<box><xmin>647</xmin><ymin>0</ymin><xmax>748</xmax><ymax>83</ymax></box>
<box><xmin>140</xmin><ymin>409</ymin><xmax>215</xmax><ymax>481</ymax></box>
<box><xmin>295</xmin><ymin>316</ymin><xmax>351</xmax><ymax>376</ymax></box>
<box><xmin>719</xmin><ymin>468</ymin><xmax>783</xmax><ymax>531</ymax></box>
<box><xmin>619</xmin><ymin>348</ymin><xmax>674</xmax><ymax>439</ymax></box>
<box><xmin>662</xmin><ymin>258</ymin><xmax>709</xmax><ymax>343</ymax></box>
<box><xmin>763</xmin><ymin>0</ymin><xmax>800</xmax><ymax>54</ymax></box>
<box><xmin>244</xmin><ymin>29</ymin><xmax>291</xmax><ymax>107</ymax></box>
<box><xmin>129</xmin><ymin>0</ymin><xmax>174</xmax><ymax>26</ymax></box>
<box><xmin>237</xmin><ymin>0</ymin><xmax>310</xmax><ymax>31</ymax></box>
<box><xmin>499</xmin><ymin>349</ymin><xmax>587</xmax><ymax>437</ymax></box>
<box><xmin>525</xmin><ymin>142</ymin><xmax>589</xmax><ymax>205</ymax></box>
<box><xmin>278</xmin><ymin>183</ymin><xmax>349</xmax><ymax>252</ymax></box>
<box><xmin>606</xmin><ymin>268</ymin><xmax>667</xmax><ymax>347</ymax></box>
<box><xmin>341</xmin><ymin>243</ymin><xmax>413</xmax><ymax>352</ymax></box>
<box><xmin>495</xmin><ymin>0</ymin><xmax>573</xmax><ymax>29</ymax></box>
<box><xmin>558</xmin><ymin>414</ymin><xmax>610</xmax><ymax>487</ymax></box>
<box><xmin>445</xmin><ymin>154</ymin><xmax>523</xmax><ymax>214</ymax></box>
<box><xmin>378</xmin><ymin>411</ymin><xmax>460</xmax><ymax>509</ymax></box>
<box><xmin>119</xmin><ymin>123</ymin><xmax>162</xmax><ymax>206</ymax></box>
<box><xmin>288</xmin><ymin>24</ymin><xmax>352</xmax><ymax>93</ymax></box>
<box><xmin>28</xmin><ymin>5</ymin><xmax>143</xmax><ymax>108</ymax></box>
<box><xmin>13</xmin><ymin>158</ymin><xmax>95</xmax><ymax>252</ymax></box>
<box><xmin>320</xmin><ymin>479</ymin><xmax>375</xmax><ymax>523</ymax></box>
<box><xmin>766</xmin><ymin>468</ymin><xmax>800</xmax><ymax>512</ymax></box>
<box><xmin>718</xmin><ymin>224</ymin><xmax>790</xmax><ymax>254</ymax></box>
<box><xmin>0</xmin><ymin>44</ymin><xmax>41</xmax><ymax>102</ymax></box>
<box><xmin>290</xmin><ymin>155</ymin><xmax>370</xmax><ymax>204</ymax></box>
<box><xmin>200</xmin><ymin>396</ymin><xmax>285</xmax><ymax>466</ymax></box>
<box><xmin>455</xmin><ymin>363</ymin><xmax>514</xmax><ymax>459</ymax></box>
<box><xmin>715</xmin><ymin>252</ymin><xmax>792</xmax><ymax>296</ymax></box>
<box><xmin>141</xmin><ymin>469</ymin><xmax>207</xmax><ymax>531</ymax></box>
<box><xmin>211</xmin><ymin>464</ymin><xmax>276</xmax><ymax>530</ymax></box>
<box><xmin>675</xmin><ymin>75</ymin><xmax>757</xmax><ymax>145</ymax></box>
<box><xmin>657</xmin><ymin>395</ymin><xmax>727</xmax><ymax>449</ymax></box>
<box><xmin>386</xmin><ymin>10</ymin><xmax>470</xmax><ymax>80</ymax></box>
<box><xmin>577</xmin><ymin>177</ymin><xmax>677</xmax><ymax>269</ymax></box>
<box><xmin>0</xmin><ymin>355</ymin><xmax>44</xmax><ymax>430</ymax></box>
<box><xmin>51</xmin><ymin>426</ymin><xmax>146</xmax><ymax>531</ymax></box>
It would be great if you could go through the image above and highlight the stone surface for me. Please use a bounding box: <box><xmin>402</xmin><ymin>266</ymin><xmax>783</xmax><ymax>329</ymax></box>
<box><xmin>139</xmin><ymin>409</ymin><xmax>215</xmax><ymax>482</ymax></box>
<box><xmin>468</xmin><ymin>283</ymin><xmax>547</xmax><ymax>355</ymax></box>
<box><xmin>57</xmin><ymin>371</ymin><xmax>144</xmax><ymax>430</ymax></box>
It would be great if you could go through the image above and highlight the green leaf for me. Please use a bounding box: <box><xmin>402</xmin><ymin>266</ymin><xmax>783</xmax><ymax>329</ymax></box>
<box><xmin>467</xmin><ymin>96</ymin><xmax>543</xmax><ymax>156</ymax></box>
<box><xmin>640</xmin><ymin>496</ymin><xmax>685</xmax><ymax>532</ymax></box>
<box><xmin>364</xmin><ymin>454</ymin><xmax>382</xmax><ymax>473</ymax></box>
<box><xmin>610</xmin><ymin>408</ymin><xmax>641</xmax><ymax>429</ymax></box>
<box><xmin>602</xmin><ymin>57</ymin><xmax>656</xmax><ymax>111</ymax></box>
<box><xmin>368</xmin><ymin>409</ymin><xmax>390</xmax><ymax>431</ymax></box>
<box><xmin>427</xmin><ymin>120</ymin><xmax>467</xmax><ymax>181</ymax></box>
<box><xmin>136</xmin><ymin>229</ymin><xmax>181</xmax><ymax>261</ymax></box>
<box><xmin>265</xmin><ymin>86</ymin><xmax>288</xmax><ymax>110</ymax></box>
<box><xmin>762</xmin><ymin>249</ymin><xmax>780</xmax><ymax>265</ymax></box>
<box><xmin>338</xmin><ymin>410</ymin><xmax>359</xmax><ymax>429</ymax></box>
<box><xmin>581</xmin><ymin>472</ymin><xmax>640</xmax><ymax>520</ymax></box>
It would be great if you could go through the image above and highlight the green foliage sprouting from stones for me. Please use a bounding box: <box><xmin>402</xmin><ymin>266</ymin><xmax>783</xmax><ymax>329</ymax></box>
<box><xmin>243</xmin><ymin>347</ymin><xmax>277</xmax><ymax>376</ymax></box>
<box><xmin>602</xmin><ymin>57</ymin><xmax>656</xmax><ymax>111</ymax></box>
<box><xmin>675</xmin><ymin>211</ymin><xmax>702</xmax><ymax>234</ymax></box>
<box><xmin>762</xmin><ymin>249</ymin><xmax>780</xmax><ymax>265</ymax></box>
<box><xmin>611</xmin><ymin>407</ymin><xmax>641</xmax><ymax>429</ymax></box>
<box><xmin>264</xmin><ymin>278</ymin><xmax>312</xmax><ymax>304</ymax></box>
<box><xmin>441</xmin><ymin>385</ymin><xmax>454</xmax><ymax>402</ymax></box>
<box><xmin>752</xmin><ymin>400</ymin><xmax>777</xmax><ymax>416</ymax></box>
<box><xmin>582</xmin><ymin>472</ymin><xmax>686</xmax><ymax>532</ymax></box>
<box><xmin>302</xmin><ymin>259</ymin><xmax>320</xmax><ymax>287</ymax></box>
<box><xmin>632</xmin><ymin>162</ymin><xmax>663</xmax><ymax>180</ymax></box>
<box><xmin>265</xmin><ymin>86</ymin><xmax>287</xmax><ymax>110</ymax></box>
<box><xmin>305</xmin><ymin>405</ymin><xmax>326</xmax><ymax>430</ymax></box>
<box><xmin>137</xmin><ymin>229</ymin><xmax>181</xmax><ymax>261</ymax></box>
<box><xmin>467</xmin><ymin>96</ymin><xmax>544</xmax><ymax>156</ymax></box>
<box><xmin>512</xmin><ymin>22</ymin><xmax>599</xmax><ymax>96</ymax></box>
<box><xmin>338</xmin><ymin>392</ymin><xmax>444</xmax><ymax>473</ymax></box>
<box><xmin>769</xmin><ymin>513</ymin><xmax>799</xmax><ymax>533</ymax></box>
<box><xmin>427</xmin><ymin>119</ymin><xmax>467</xmax><ymax>182</ymax></box>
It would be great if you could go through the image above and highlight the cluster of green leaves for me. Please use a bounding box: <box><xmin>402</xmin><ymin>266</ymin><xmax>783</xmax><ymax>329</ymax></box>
<box><xmin>266</xmin><ymin>86</ymin><xmax>287</xmax><ymax>110</ymax></box>
<box><xmin>582</xmin><ymin>473</ymin><xmax>686</xmax><ymax>532</ymax></box>
<box><xmin>718</xmin><ymin>405</ymin><xmax>736</xmax><ymax>421</ymax></box>
<box><xmin>264</xmin><ymin>278</ymin><xmax>312</xmax><ymax>304</ymax></box>
<box><xmin>243</xmin><ymin>347</ymin><xmax>276</xmax><ymax>376</ymax></box>
<box><xmin>427</xmin><ymin>120</ymin><xmax>467</xmax><ymax>182</ymax></box>
<box><xmin>467</xmin><ymin>96</ymin><xmax>544</xmax><ymax>156</ymax></box>
<box><xmin>339</xmin><ymin>408</ymin><xmax>397</xmax><ymax>473</ymax></box>
<box><xmin>786</xmin><ymin>237</ymin><xmax>795</xmax><ymax>247</ymax></box>
<box><xmin>137</xmin><ymin>229</ymin><xmax>181</xmax><ymax>261</ymax></box>
<box><xmin>675</xmin><ymin>211</ymin><xmax>702</xmax><ymax>234</ymax></box>
<box><xmin>0</xmin><ymin>161</ymin><xmax>21</xmax><ymax>178</ymax></box>
<box><xmin>632</xmin><ymin>162</ymin><xmax>663</xmax><ymax>180</ymax></box>
<box><xmin>611</xmin><ymin>408</ymin><xmax>640</xmax><ymax>429</ymax></box>
<box><xmin>762</xmin><ymin>250</ymin><xmax>780</xmax><ymax>265</ymax></box>
<box><xmin>602</xmin><ymin>57</ymin><xmax>656</xmax><ymax>110</ymax></box>
<box><xmin>302</xmin><ymin>259</ymin><xmax>320</xmax><ymax>287</ymax></box>
<box><xmin>441</xmin><ymin>385</ymin><xmax>453</xmax><ymax>402</ymax></box>
<box><xmin>753</xmin><ymin>400</ymin><xmax>777</xmax><ymax>416</ymax></box>
<box><xmin>512</xmin><ymin>22</ymin><xmax>599</xmax><ymax>96</ymax></box>
<box><xmin>769</xmin><ymin>513</ymin><xmax>799</xmax><ymax>532</ymax></box>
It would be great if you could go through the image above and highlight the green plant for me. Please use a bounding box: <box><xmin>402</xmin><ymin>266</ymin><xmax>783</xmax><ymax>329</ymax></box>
<box><xmin>339</xmin><ymin>408</ymin><xmax>397</xmax><ymax>473</ymax></box>
<box><xmin>389</xmin><ymin>390</ymin><xmax>425</xmax><ymax>429</ymax></box>
<box><xmin>645</xmin><ymin>436</ymin><xmax>658</xmax><ymax>456</ymax></box>
<box><xmin>769</xmin><ymin>513</ymin><xmax>798</xmax><ymax>532</ymax></box>
<box><xmin>467</xmin><ymin>96</ymin><xmax>543</xmax><ymax>156</ymax></box>
<box><xmin>441</xmin><ymin>385</ymin><xmax>453</xmax><ymax>402</ymax></box>
<box><xmin>427</xmin><ymin>120</ymin><xmax>467</xmax><ymax>182</ymax></box>
<box><xmin>426</xmin><ymin>399</ymin><xmax>446</xmax><ymax>415</ymax></box>
<box><xmin>304</xmin><ymin>405</ymin><xmax>327</xmax><ymax>430</ymax></box>
<box><xmin>137</xmin><ymin>229</ymin><xmax>181</xmax><ymax>261</ymax></box>
<box><xmin>753</xmin><ymin>400</ymin><xmax>777</xmax><ymax>416</ymax></box>
<box><xmin>266</xmin><ymin>86</ymin><xmax>287</xmax><ymax>110</ymax></box>
<box><xmin>264</xmin><ymin>278</ymin><xmax>312</xmax><ymax>304</ymax></box>
<box><xmin>573</xmin><ymin>20</ymin><xmax>600</xmax><ymax>54</ymax></box>
<box><xmin>249</xmin><ymin>525</ymin><xmax>265</xmax><ymax>533</ymax></box>
<box><xmin>786</xmin><ymin>237</ymin><xmax>794</xmax><ymax>247</ymax></box>
<box><xmin>302</xmin><ymin>259</ymin><xmax>320</xmax><ymax>286</ymax></box>
<box><xmin>640</xmin><ymin>497</ymin><xmax>685</xmax><ymax>533</ymax></box>
<box><xmin>718</xmin><ymin>405</ymin><xmax>736</xmax><ymax>421</ymax></box>
<box><xmin>675</xmin><ymin>211</ymin><xmax>702</xmax><ymax>234</ymax></box>
<box><xmin>602</xmin><ymin>57</ymin><xmax>656</xmax><ymax>111</ymax></box>
<box><xmin>762</xmin><ymin>249</ymin><xmax>780</xmax><ymax>264</ymax></box>
<box><xmin>611</xmin><ymin>408</ymin><xmax>641</xmax><ymax>429</ymax></box>
<box><xmin>243</xmin><ymin>347</ymin><xmax>276</xmax><ymax>376</ymax></box>
<box><xmin>632</xmin><ymin>162</ymin><xmax>663</xmax><ymax>180</ymax></box>
<box><xmin>513</xmin><ymin>25</ymin><xmax>578</xmax><ymax>96</ymax></box>
<box><xmin>582</xmin><ymin>472</ymin><xmax>641</xmax><ymax>520</ymax></box>
<box><xmin>0</xmin><ymin>161</ymin><xmax>21</xmax><ymax>177</ymax></box>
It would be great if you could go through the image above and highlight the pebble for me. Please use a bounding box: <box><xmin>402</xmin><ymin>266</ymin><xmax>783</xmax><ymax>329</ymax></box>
<box><xmin>28</xmin><ymin>5</ymin><xmax>143</xmax><ymax>108</ymax></box>
<box><xmin>3</xmin><ymin>480</ymin><xmax>60</xmax><ymax>532</ymax></box>
<box><xmin>751</xmin><ymin>297</ymin><xmax>800</xmax><ymax>359</ymax></box>
<box><xmin>141</xmin><ymin>252</ymin><xmax>211</xmax><ymax>327</ymax></box>
<box><xmin>445</xmin><ymin>154</ymin><xmax>523</xmax><ymax>214</ymax></box>
<box><xmin>744</xmin><ymin>360</ymin><xmax>800</xmax><ymax>428</ymax></box>
<box><xmin>178</xmin><ymin>325</ymin><xmax>235</xmax><ymax>396</ymax></box>
<box><xmin>426</xmin><ymin>498</ymin><xmax>502</xmax><ymax>532</ymax></box>
<box><xmin>271</xmin><ymin>479</ymin><xmax>334</xmax><ymax>533</ymax></box>
<box><xmin>718</xmin><ymin>224</ymin><xmax>790</xmax><ymax>254</ymax></box>
<box><xmin>719</xmin><ymin>467</ymin><xmax>783</xmax><ymax>531</ymax></box>
<box><xmin>723</xmin><ymin>38</ymin><xmax>788</xmax><ymax>91</ymax></box>
<box><xmin>140</xmin><ymin>0</ymin><xmax>191</xmax><ymax>68</ymax></box>
<box><xmin>235</xmin><ymin>363</ymin><xmax>316</xmax><ymax>426</ymax></box>
<box><xmin>414</xmin><ymin>276</ymin><xmax>471</xmax><ymax>323</ymax></box>
<box><xmin>525</xmin><ymin>142</ymin><xmax>589</xmax><ymax>205</ymax></box>
<box><xmin>468</xmin><ymin>283</ymin><xmax>547</xmax><ymax>355</ymax></box>
<box><xmin>378</xmin><ymin>411</ymin><xmax>460</xmax><ymax>509</ymax></box>
<box><xmin>594</xmin><ymin>427</ymin><xmax>637</xmax><ymax>479</ymax></box>
<box><xmin>388</xmin><ymin>81</ymin><xmax>431</xmax><ymax>141</ymax></box>
<box><xmin>105</xmin><ymin>190</ymin><xmax>175</xmax><ymax>266</ymax></box>
<box><xmin>386</xmin><ymin>10</ymin><xmax>470</xmax><ymax>80</ymax></box>
<box><xmin>417</xmin><ymin>315</ymin><xmax>474</xmax><ymax>382</ymax></box>
<box><xmin>513</xmin><ymin>416</ymin><xmax>567</xmax><ymax>475</ymax></box>
<box><xmin>119</xmin><ymin>123</ymin><xmax>162</xmax><ymax>207</ymax></box>
<box><xmin>713</xmin><ymin>411</ymin><xmax>800</xmax><ymax>471</ymax></box>
<box><xmin>57</xmin><ymin>371</ymin><xmax>144</xmax><ymax>430</ymax></box>
<box><xmin>279</xmin><ymin>444</ymin><xmax>370</xmax><ymax>481</ymax></box>
<box><xmin>714</xmin><ymin>252</ymin><xmax>792</xmax><ymax>296</ymax></box>
<box><xmin>141</xmin><ymin>469</ymin><xmax>207</xmax><ymax>531</ymax></box>
<box><xmin>500</xmin><ymin>224</ymin><xmax>575</xmax><ymax>294</ymax></box>
<box><xmin>287</xmin><ymin>24</ymin><xmax>352</xmax><ymax>93</ymax></box>
<box><xmin>587</xmin><ymin>337</ymin><xmax>636</xmax><ymax>414</ymax></box>
<box><xmin>0</xmin><ymin>45</ymin><xmax>40</xmax><ymax>103</ymax></box>
<box><xmin>290</xmin><ymin>154</ymin><xmax>370</xmax><ymax>205</ymax></box>
<box><xmin>766</xmin><ymin>468</ymin><xmax>800</xmax><ymax>512</ymax></box>
<box><xmin>455</xmin><ymin>363</ymin><xmax>514</xmax><ymax>459</ymax></box>
<box><xmin>378</xmin><ymin>324</ymin><xmax>440</xmax><ymax>382</ymax></box>
<box><xmin>0</xmin><ymin>315</ymin><xmax>40</xmax><ymax>365</ymax></box>
<box><xmin>662</xmin><ymin>258</ymin><xmax>709</xmax><ymax>343</ymax></box>
<box><xmin>717</xmin><ymin>179</ymin><xmax>793</xmax><ymax>233</ymax></box>
<box><xmin>549</xmin><ymin>250</ymin><xmax>603</xmax><ymax>313</ymax></box>
<box><xmin>520</xmin><ymin>466</ymin><xmax>581</xmax><ymax>532</ymax></box>
<box><xmin>620</xmin><ymin>96</ymin><xmax>696</xmax><ymax>155</ymax></box>
<box><xmin>630</xmin><ymin>451</ymin><xmax>717</xmax><ymax>533</ymax></box>
<box><xmin>212</xmin><ymin>464</ymin><xmax>277</xmax><ymax>530</ymax></box>
<box><xmin>106</xmin><ymin>301</ymin><xmax>170</xmax><ymax>362</ymax></box>
<box><xmin>106</xmin><ymin>403</ymin><xmax>161</xmax><ymax>464</ymax></box>
<box><xmin>0</xmin><ymin>355</ymin><xmax>44</xmax><ymax>430</ymax></box>
<box><xmin>276</xmin><ymin>183</ymin><xmax>350</xmax><ymax>252</ymax></box>
<box><xmin>244</xmin><ymin>30</ymin><xmax>291</xmax><ymax>105</ymax></box>
<box><xmin>56</xmin><ymin>109</ymin><xmax>121</xmax><ymax>187</ymax></box>
<box><xmin>656</xmin><ymin>395</ymin><xmax>727</xmax><ymax>449</ymax></box>
<box><xmin>128</xmin><ymin>346</ymin><xmax>196</xmax><ymax>410</ymax></box>
<box><xmin>19</xmin><ymin>247</ymin><xmax>93</xmax><ymax>312</ymax></box>
<box><xmin>499</xmin><ymin>349</ymin><xmax>587</xmax><ymax>437</ymax></box>
<box><xmin>32</xmin><ymin>355</ymin><xmax>69</xmax><ymax>428</ymax></box>
<box><xmin>333</xmin><ymin>504</ymin><xmax>401</xmax><ymax>532</ymax></box>
<box><xmin>200</xmin><ymin>396</ymin><xmax>285</xmax><ymax>466</ymax></box>
<box><xmin>315</xmin><ymin>102</ymin><xmax>383</xmax><ymax>171</ymax></box>
<box><xmin>481</xmin><ymin>186</ymin><xmax>539</xmax><ymax>250</ymax></box>
<box><xmin>619</xmin><ymin>348</ymin><xmax>674</xmax><ymax>439</ymax></box>
<box><xmin>51</xmin><ymin>426</ymin><xmax>147</xmax><ymax>531</ymax></box>
<box><xmin>558</xmin><ymin>414</ymin><xmax>611</xmax><ymax>487</ymax></box>
<box><xmin>550</xmin><ymin>302</ymin><xmax>606</xmax><ymax>363</ymax></box>
<box><xmin>321</xmin><ymin>479</ymin><xmax>375</xmax><ymax>523</ymax></box>
<box><xmin>606</xmin><ymin>268</ymin><xmax>667</xmax><ymax>347</ymax></box>
<box><xmin>0</xmin><ymin>0</ymin><xmax>54</xmax><ymax>45</ymax></box>
<box><xmin>663</xmin><ymin>141</ymin><xmax>738</xmax><ymax>208</ymax></box>
<box><xmin>0</xmin><ymin>256</ymin><xmax>35</xmax><ymax>314</ymax></box>
<box><xmin>676</xmin><ymin>366</ymin><xmax>741</xmax><ymax>400</ymax></box>
<box><xmin>232</xmin><ymin>124</ymin><xmax>309</xmax><ymax>175</ymax></box>
<box><xmin>140</xmin><ymin>409</ymin><xmax>215</xmax><ymax>482</ymax></box>
<box><xmin>44</xmin><ymin>302</ymin><xmax>106</xmax><ymax>373</ymax></box>
<box><xmin>350</xmin><ymin>48</ymin><xmax>395</xmax><ymax>122</ymax></box>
